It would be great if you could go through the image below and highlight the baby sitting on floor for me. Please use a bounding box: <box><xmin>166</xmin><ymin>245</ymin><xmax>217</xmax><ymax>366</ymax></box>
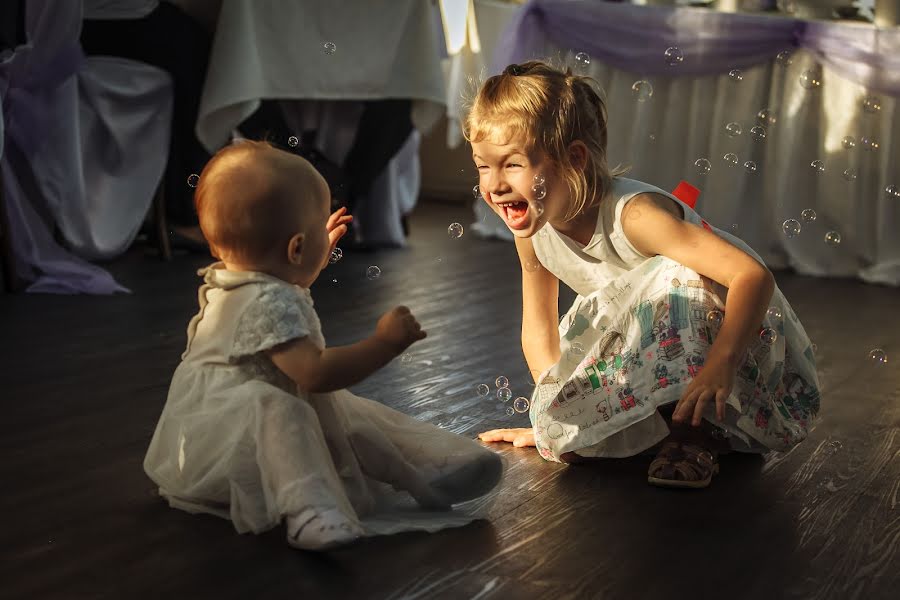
<box><xmin>143</xmin><ymin>140</ymin><xmax>502</xmax><ymax>551</ymax></box>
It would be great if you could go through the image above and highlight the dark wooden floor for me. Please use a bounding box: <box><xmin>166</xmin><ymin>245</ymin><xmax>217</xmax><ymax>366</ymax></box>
<box><xmin>2</xmin><ymin>200</ymin><xmax>899</xmax><ymax>600</ymax></box>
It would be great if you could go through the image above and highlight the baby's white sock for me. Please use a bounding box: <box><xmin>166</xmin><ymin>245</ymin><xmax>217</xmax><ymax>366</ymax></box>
<box><xmin>286</xmin><ymin>507</ymin><xmax>364</xmax><ymax>551</ymax></box>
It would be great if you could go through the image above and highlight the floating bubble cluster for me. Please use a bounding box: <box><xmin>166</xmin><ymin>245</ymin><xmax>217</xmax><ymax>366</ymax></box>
<box><xmin>329</xmin><ymin>248</ymin><xmax>343</xmax><ymax>264</ymax></box>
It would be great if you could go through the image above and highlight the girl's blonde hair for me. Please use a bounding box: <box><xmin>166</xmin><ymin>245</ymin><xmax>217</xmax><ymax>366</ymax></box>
<box><xmin>463</xmin><ymin>60</ymin><xmax>628</xmax><ymax>220</ymax></box>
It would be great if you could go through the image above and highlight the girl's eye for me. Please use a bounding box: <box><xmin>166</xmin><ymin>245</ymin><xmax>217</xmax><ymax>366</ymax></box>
<box><xmin>506</xmin><ymin>163</ymin><xmax>522</xmax><ymax>168</ymax></box>
<box><xmin>476</xmin><ymin>165</ymin><xmax>488</xmax><ymax>170</ymax></box>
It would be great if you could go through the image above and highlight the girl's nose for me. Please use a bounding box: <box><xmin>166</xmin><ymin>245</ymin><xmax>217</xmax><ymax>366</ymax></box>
<box><xmin>484</xmin><ymin>172</ymin><xmax>510</xmax><ymax>197</ymax></box>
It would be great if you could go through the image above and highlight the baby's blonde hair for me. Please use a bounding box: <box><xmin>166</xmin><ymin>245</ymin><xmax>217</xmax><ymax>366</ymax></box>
<box><xmin>464</xmin><ymin>60</ymin><xmax>627</xmax><ymax>220</ymax></box>
<box><xmin>195</xmin><ymin>140</ymin><xmax>316</xmax><ymax>264</ymax></box>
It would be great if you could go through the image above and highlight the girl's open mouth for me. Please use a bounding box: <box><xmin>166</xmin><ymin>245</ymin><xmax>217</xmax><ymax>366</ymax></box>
<box><xmin>500</xmin><ymin>201</ymin><xmax>530</xmax><ymax>230</ymax></box>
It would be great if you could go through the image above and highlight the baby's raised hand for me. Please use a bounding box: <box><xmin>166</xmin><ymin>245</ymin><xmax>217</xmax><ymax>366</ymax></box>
<box><xmin>326</xmin><ymin>207</ymin><xmax>353</xmax><ymax>252</ymax></box>
<box><xmin>375</xmin><ymin>306</ymin><xmax>426</xmax><ymax>354</ymax></box>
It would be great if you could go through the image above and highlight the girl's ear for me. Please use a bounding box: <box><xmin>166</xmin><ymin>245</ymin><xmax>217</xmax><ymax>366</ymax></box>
<box><xmin>286</xmin><ymin>232</ymin><xmax>305</xmax><ymax>265</ymax></box>
<box><xmin>567</xmin><ymin>141</ymin><xmax>589</xmax><ymax>171</ymax></box>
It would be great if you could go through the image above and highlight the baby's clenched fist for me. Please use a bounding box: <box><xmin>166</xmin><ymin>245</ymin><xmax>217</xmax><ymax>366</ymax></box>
<box><xmin>375</xmin><ymin>306</ymin><xmax>426</xmax><ymax>353</ymax></box>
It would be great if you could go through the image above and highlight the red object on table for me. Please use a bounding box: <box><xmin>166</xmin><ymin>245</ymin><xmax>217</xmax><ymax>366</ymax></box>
<box><xmin>672</xmin><ymin>180</ymin><xmax>700</xmax><ymax>208</ymax></box>
<box><xmin>671</xmin><ymin>180</ymin><xmax>712</xmax><ymax>232</ymax></box>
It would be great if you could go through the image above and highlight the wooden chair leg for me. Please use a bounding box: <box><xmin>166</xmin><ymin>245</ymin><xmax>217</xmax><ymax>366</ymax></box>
<box><xmin>153</xmin><ymin>182</ymin><xmax>172</xmax><ymax>261</ymax></box>
<box><xmin>0</xmin><ymin>169</ymin><xmax>21</xmax><ymax>292</ymax></box>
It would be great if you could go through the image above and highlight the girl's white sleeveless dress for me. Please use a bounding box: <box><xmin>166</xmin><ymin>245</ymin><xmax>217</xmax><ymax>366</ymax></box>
<box><xmin>143</xmin><ymin>265</ymin><xmax>502</xmax><ymax>547</ymax></box>
<box><xmin>529</xmin><ymin>178</ymin><xmax>821</xmax><ymax>462</ymax></box>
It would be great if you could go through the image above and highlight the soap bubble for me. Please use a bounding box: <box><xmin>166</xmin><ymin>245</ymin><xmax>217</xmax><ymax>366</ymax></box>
<box><xmin>886</xmin><ymin>184</ymin><xmax>900</xmax><ymax>198</ymax></box>
<box><xmin>187</xmin><ymin>174</ymin><xmax>200</xmax><ymax>188</ymax></box>
<box><xmin>287</xmin><ymin>136</ymin><xmax>299</xmax><ymax>147</ymax></box>
<box><xmin>332</xmin><ymin>278</ymin><xmax>338</xmax><ymax>284</ymax></box>
<box><xmin>861</xmin><ymin>137</ymin><xmax>880</xmax><ymax>152</ymax></box>
<box><xmin>476</xmin><ymin>384</ymin><xmax>490</xmax><ymax>397</ymax></box>
<box><xmin>728</xmin><ymin>69</ymin><xmax>743</xmax><ymax>82</ymax></box>
<box><xmin>760</xmin><ymin>327</ymin><xmax>778</xmax><ymax>344</ymax></box>
<box><xmin>723</xmin><ymin>153</ymin><xmax>739</xmax><ymax>166</ymax></box>
<box><xmin>810</xmin><ymin>159</ymin><xmax>825</xmax><ymax>173</ymax></box>
<box><xmin>861</xmin><ymin>95</ymin><xmax>882</xmax><ymax>114</ymax></box>
<box><xmin>824</xmin><ymin>231</ymin><xmax>841</xmax><ymax>246</ymax></box>
<box><xmin>513</xmin><ymin>397</ymin><xmax>530</xmax><ymax>413</ymax></box>
<box><xmin>757</xmin><ymin>108</ymin><xmax>776</xmax><ymax>127</ymax></box>
<box><xmin>447</xmin><ymin>222</ymin><xmax>464</xmax><ymax>238</ymax></box>
<box><xmin>799</xmin><ymin>68</ymin><xmax>822</xmax><ymax>90</ymax></box>
<box><xmin>744</xmin><ymin>160</ymin><xmax>758</xmax><ymax>173</ymax></box>
<box><xmin>842</xmin><ymin>168</ymin><xmax>857</xmax><ymax>182</ymax></box>
<box><xmin>782</xmin><ymin>219</ymin><xmax>801</xmax><ymax>238</ymax></box>
<box><xmin>366</xmin><ymin>265</ymin><xmax>381</xmax><ymax>280</ymax></box>
<box><xmin>725</xmin><ymin>122</ymin><xmax>742</xmax><ymax>137</ymax></box>
<box><xmin>497</xmin><ymin>387</ymin><xmax>512</xmax><ymax>402</ymax></box>
<box><xmin>400</xmin><ymin>353</ymin><xmax>412</xmax><ymax>364</ymax></box>
<box><xmin>570</xmin><ymin>342</ymin><xmax>585</xmax><ymax>356</ymax></box>
<box><xmin>533</xmin><ymin>173</ymin><xmax>545</xmax><ymax>185</ymax></box>
<box><xmin>706</xmin><ymin>310</ymin><xmax>723</xmax><ymax>327</ymax></box>
<box><xmin>323</xmin><ymin>41</ymin><xmax>336</xmax><ymax>55</ymax></box>
<box><xmin>801</xmin><ymin>208</ymin><xmax>817</xmax><ymax>222</ymax></box>
<box><xmin>473</xmin><ymin>184</ymin><xmax>482</xmax><ymax>199</ymax></box>
<box><xmin>532</xmin><ymin>201</ymin><xmax>545</xmax><ymax>217</ymax></box>
<box><xmin>766</xmin><ymin>306</ymin><xmax>782</xmax><ymax>320</ymax></box>
<box><xmin>841</xmin><ymin>136</ymin><xmax>856</xmax><ymax>150</ymax></box>
<box><xmin>495</xmin><ymin>376</ymin><xmax>509</xmax><ymax>389</ymax></box>
<box><xmin>664</xmin><ymin>46</ymin><xmax>684</xmax><ymax>66</ymax></box>
<box><xmin>505</xmin><ymin>406</ymin><xmax>515</xmax><ymax>416</ymax></box>
<box><xmin>648</xmin><ymin>133</ymin><xmax>657</xmax><ymax>143</ymax></box>
<box><xmin>574</xmin><ymin>51</ymin><xmax>591</xmax><ymax>68</ymax></box>
<box><xmin>694</xmin><ymin>158</ymin><xmax>711</xmax><ymax>175</ymax></box>
<box><xmin>775</xmin><ymin>50</ymin><xmax>793</xmax><ymax>67</ymax></box>
<box><xmin>329</xmin><ymin>247</ymin><xmax>343</xmax><ymax>264</ymax></box>
<box><xmin>750</xmin><ymin>125</ymin><xmax>767</xmax><ymax>141</ymax></box>
<box><xmin>631</xmin><ymin>80</ymin><xmax>653</xmax><ymax>102</ymax></box>
<box><xmin>532</xmin><ymin>183</ymin><xmax>547</xmax><ymax>200</ymax></box>
<box><xmin>868</xmin><ymin>348</ymin><xmax>887</xmax><ymax>364</ymax></box>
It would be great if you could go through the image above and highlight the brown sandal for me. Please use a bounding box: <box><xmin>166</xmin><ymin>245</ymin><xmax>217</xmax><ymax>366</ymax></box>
<box><xmin>647</xmin><ymin>440</ymin><xmax>719</xmax><ymax>489</ymax></box>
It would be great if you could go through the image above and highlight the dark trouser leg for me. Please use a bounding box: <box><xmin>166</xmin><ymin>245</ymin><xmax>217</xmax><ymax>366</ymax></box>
<box><xmin>80</xmin><ymin>3</ymin><xmax>212</xmax><ymax>227</ymax></box>
<box><xmin>341</xmin><ymin>99</ymin><xmax>413</xmax><ymax>211</ymax></box>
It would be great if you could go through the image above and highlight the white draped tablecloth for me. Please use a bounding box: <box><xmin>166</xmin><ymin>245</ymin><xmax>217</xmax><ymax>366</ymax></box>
<box><xmin>195</xmin><ymin>0</ymin><xmax>447</xmax><ymax>246</ymax></box>
<box><xmin>447</xmin><ymin>0</ymin><xmax>900</xmax><ymax>286</ymax></box>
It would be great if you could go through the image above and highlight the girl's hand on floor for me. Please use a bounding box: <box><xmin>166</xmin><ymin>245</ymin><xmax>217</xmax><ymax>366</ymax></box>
<box><xmin>478</xmin><ymin>428</ymin><xmax>535</xmax><ymax>448</ymax></box>
<box><xmin>672</xmin><ymin>354</ymin><xmax>735</xmax><ymax>426</ymax></box>
<box><xmin>326</xmin><ymin>207</ymin><xmax>353</xmax><ymax>252</ymax></box>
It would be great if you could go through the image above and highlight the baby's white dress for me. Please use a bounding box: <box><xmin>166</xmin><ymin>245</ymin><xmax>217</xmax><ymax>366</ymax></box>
<box><xmin>529</xmin><ymin>178</ymin><xmax>821</xmax><ymax>462</ymax></box>
<box><xmin>144</xmin><ymin>265</ymin><xmax>502</xmax><ymax>549</ymax></box>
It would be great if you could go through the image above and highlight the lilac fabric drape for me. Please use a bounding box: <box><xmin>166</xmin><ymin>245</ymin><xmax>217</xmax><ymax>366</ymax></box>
<box><xmin>0</xmin><ymin>0</ymin><xmax>128</xmax><ymax>294</ymax></box>
<box><xmin>492</xmin><ymin>0</ymin><xmax>900</xmax><ymax>97</ymax></box>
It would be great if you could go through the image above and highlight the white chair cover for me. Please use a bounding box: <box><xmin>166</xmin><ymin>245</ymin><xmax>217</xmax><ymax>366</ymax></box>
<box><xmin>0</xmin><ymin>0</ymin><xmax>173</xmax><ymax>294</ymax></box>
